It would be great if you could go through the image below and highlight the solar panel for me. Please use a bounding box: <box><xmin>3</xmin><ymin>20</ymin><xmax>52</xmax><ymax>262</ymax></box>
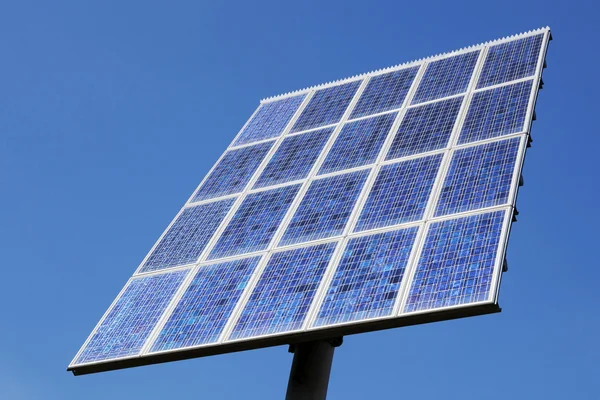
<box><xmin>230</xmin><ymin>243</ymin><xmax>337</xmax><ymax>340</ymax></box>
<box><xmin>279</xmin><ymin>170</ymin><xmax>370</xmax><ymax>246</ymax></box>
<box><xmin>191</xmin><ymin>141</ymin><xmax>274</xmax><ymax>202</ymax></box>
<box><xmin>459</xmin><ymin>80</ymin><xmax>534</xmax><ymax>144</ymax></box>
<box><xmin>233</xmin><ymin>94</ymin><xmax>306</xmax><ymax>146</ymax></box>
<box><xmin>70</xmin><ymin>28</ymin><xmax>550</xmax><ymax>375</ymax></box>
<box><xmin>208</xmin><ymin>185</ymin><xmax>300</xmax><ymax>260</ymax></box>
<box><xmin>74</xmin><ymin>270</ymin><xmax>189</xmax><ymax>364</ymax></box>
<box><xmin>319</xmin><ymin>113</ymin><xmax>397</xmax><ymax>175</ymax></box>
<box><xmin>140</xmin><ymin>198</ymin><xmax>236</xmax><ymax>273</ymax></box>
<box><xmin>477</xmin><ymin>34</ymin><xmax>544</xmax><ymax>89</ymax></box>
<box><xmin>434</xmin><ymin>137</ymin><xmax>521</xmax><ymax>217</ymax></box>
<box><xmin>386</xmin><ymin>96</ymin><xmax>464</xmax><ymax>159</ymax></box>
<box><xmin>350</xmin><ymin>67</ymin><xmax>419</xmax><ymax>119</ymax></box>
<box><xmin>313</xmin><ymin>227</ymin><xmax>419</xmax><ymax>327</ymax></box>
<box><xmin>354</xmin><ymin>154</ymin><xmax>443</xmax><ymax>232</ymax></box>
<box><xmin>254</xmin><ymin>127</ymin><xmax>333</xmax><ymax>188</ymax></box>
<box><xmin>291</xmin><ymin>81</ymin><xmax>361</xmax><ymax>133</ymax></box>
<box><xmin>404</xmin><ymin>211</ymin><xmax>506</xmax><ymax>312</ymax></box>
<box><xmin>412</xmin><ymin>51</ymin><xmax>480</xmax><ymax>104</ymax></box>
<box><xmin>150</xmin><ymin>257</ymin><xmax>261</xmax><ymax>352</ymax></box>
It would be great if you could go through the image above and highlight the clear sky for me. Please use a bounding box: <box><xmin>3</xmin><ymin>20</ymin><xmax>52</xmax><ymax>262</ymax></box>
<box><xmin>0</xmin><ymin>1</ymin><xmax>598</xmax><ymax>399</ymax></box>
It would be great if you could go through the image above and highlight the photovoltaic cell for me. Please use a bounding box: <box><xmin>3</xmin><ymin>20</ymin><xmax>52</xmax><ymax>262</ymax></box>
<box><xmin>314</xmin><ymin>227</ymin><xmax>418</xmax><ymax>327</ymax></box>
<box><xmin>233</xmin><ymin>95</ymin><xmax>306</xmax><ymax>146</ymax></box>
<box><xmin>209</xmin><ymin>185</ymin><xmax>300</xmax><ymax>260</ymax></box>
<box><xmin>279</xmin><ymin>170</ymin><xmax>370</xmax><ymax>246</ymax></box>
<box><xmin>229</xmin><ymin>243</ymin><xmax>337</xmax><ymax>340</ymax></box>
<box><xmin>477</xmin><ymin>34</ymin><xmax>544</xmax><ymax>89</ymax></box>
<box><xmin>405</xmin><ymin>211</ymin><xmax>505</xmax><ymax>312</ymax></box>
<box><xmin>435</xmin><ymin>137</ymin><xmax>520</xmax><ymax>217</ymax></box>
<box><xmin>459</xmin><ymin>80</ymin><xmax>533</xmax><ymax>145</ymax></box>
<box><xmin>254</xmin><ymin>127</ymin><xmax>333</xmax><ymax>189</ymax></box>
<box><xmin>319</xmin><ymin>113</ymin><xmax>397</xmax><ymax>175</ymax></box>
<box><xmin>350</xmin><ymin>67</ymin><xmax>419</xmax><ymax>119</ymax></box>
<box><xmin>355</xmin><ymin>154</ymin><xmax>442</xmax><ymax>232</ymax></box>
<box><xmin>192</xmin><ymin>141</ymin><xmax>274</xmax><ymax>202</ymax></box>
<box><xmin>386</xmin><ymin>97</ymin><xmax>463</xmax><ymax>160</ymax></box>
<box><xmin>412</xmin><ymin>51</ymin><xmax>479</xmax><ymax>104</ymax></box>
<box><xmin>140</xmin><ymin>198</ymin><xmax>236</xmax><ymax>273</ymax></box>
<box><xmin>291</xmin><ymin>81</ymin><xmax>362</xmax><ymax>133</ymax></box>
<box><xmin>150</xmin><ymin>257</ymin><xmax>261</xmax><ymax>352</ymax></box>
<box><xmin>75</xmin><ymin>270</ymin><xmax>188</xmax><ymax>364</ymax></box>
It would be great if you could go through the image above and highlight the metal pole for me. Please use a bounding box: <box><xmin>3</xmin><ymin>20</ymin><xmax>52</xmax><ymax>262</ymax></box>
<box><xmin>285</xmin><ymin>338</ymin><xmax>343</xmax><ymax>400</ymax></box>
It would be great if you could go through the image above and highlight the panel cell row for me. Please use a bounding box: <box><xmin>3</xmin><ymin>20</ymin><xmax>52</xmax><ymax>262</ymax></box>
<box><xmin>75</xmin><ymin>209</ymin><xmax>506</xmax><ymax>365</ymax></box>
<box><xmin>139</xmin><ymin>136</ymin><xmax>521</xmax><ymax>273</ymax></box>
<box><xmin>230</xmin><ymin>33</ymin><xmax>544</xmax><ymax>149</ymax></box>
<box><xmin>191</xmin><ymin>78</ymin><xmax>533</xmax><ymax>213</ymax></box>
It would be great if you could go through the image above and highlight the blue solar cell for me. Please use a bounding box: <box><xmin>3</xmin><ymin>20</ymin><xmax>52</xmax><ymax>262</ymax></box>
<box><xmin>459</xmin><ymin>80</ymin><xmax>533</xmax><ymax>145</ymax></box>
<box><xmin>405</xmin><ymin>211</ymin><xmax>505</xmax><ymax>312</ymax></box>
<box><xmin>435</xmin><ymin>137</ymin><xmax>520</xmax><ymax>217</ymax></box>
<box><xmin>74</xmin><ymin>270</ymin><xmax>188</xmax><ymax>364</ymax></box>
<box><xmin>254</xmin><ymin>128</ymin><xmax>333</xmax><ymax>189</ymax></box>
<box><xmin>319</xmin><ymin>113</ymin><xmax>396</xmax><ymax>175</ymax></box>
<box><xmin>291</xmin><ymin>81</ymin><xmax>362</xmax><ymax>133</ymax></box>
<box><xmin>280</xmin><ymin>170</ymin><xmax>370</xmax><ymax>246</ymax></box>
<box><xmin>192</xmin><ymin>141</ymin><xmax>274</xmax><ymax>202</ymax></box>
<box><xmin>140</xmin><ymin>199</ymin><xmax>236</xmax><ymax>273</ymax></box>
<box><xmin>150</xmin><ymin>257</ymin><xmax>261</xmax><ymax>352</ymax></box>
<box><xmin>350</xmin><ymin>67</ymin><xmax>419</xmax><ymax>118</ymax></box>
<box><xmin>209</xmin><ymin>185</ymin><xmax>300</xmax><ymax>260</ymax></box>
<box><xmin>229</xmin><ymin>243</ymin><xmax>337</xmax><ymax>340</ymax></box>
<box><xmin>386</xmin><ymin>97</ymin><xmax>463</xmax><ymax>160</ymax></box>
<box><xmin>233</xmin><ymin>95</ymin><xmax>306</xmax><ymax>146</ymax></box>
<box><xmin>314</xmin><ymin>227</ymin><xmax>418</xmax><ymax>327</ymax></box>
<box><xmin>355</xmin><ymin>154</ymin><xmax>442</xmax><ymax>232</ymax></box>
<box><xmin>412</xmin><ymin>51</ymin><xmax>479</xmax><ymax>104</ymax></box>
<box><xmin>477</xmin><ymin>34</ymin><xmax>544</xmax><ymax>89</ymax></box>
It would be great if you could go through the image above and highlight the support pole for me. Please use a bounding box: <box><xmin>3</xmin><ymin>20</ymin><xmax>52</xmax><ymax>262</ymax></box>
<box><xmin>285</xmin><ymin>338</ymin><xmax>343</xmax><ymax>400</ymax></box>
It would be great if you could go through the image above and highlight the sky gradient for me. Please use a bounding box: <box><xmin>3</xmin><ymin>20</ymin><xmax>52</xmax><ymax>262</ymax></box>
<box><xmin>0</xmin><ymin>1</ymin><xmax>598</xmax><ymax>399</ymax></box>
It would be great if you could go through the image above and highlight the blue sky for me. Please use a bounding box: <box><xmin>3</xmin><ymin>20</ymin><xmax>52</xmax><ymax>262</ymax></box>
<box><xmin>1</xmin><ymin>1</ymin><xmax>598</xmax><ymax>399</ymax></box>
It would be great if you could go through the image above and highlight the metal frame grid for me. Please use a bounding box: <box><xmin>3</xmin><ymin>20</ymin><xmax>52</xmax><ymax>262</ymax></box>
<box><xmin>69</xmin><ymin>27</ymin><xmax>550</xmax><ymax>374</ymax></box>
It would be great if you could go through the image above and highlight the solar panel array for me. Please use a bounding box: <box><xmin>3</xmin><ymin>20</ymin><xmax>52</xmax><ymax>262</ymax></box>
<box><xmin>70</xmin><ymin>28</ymin><xmax>550</xmax><ymax>374</ymax></box>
